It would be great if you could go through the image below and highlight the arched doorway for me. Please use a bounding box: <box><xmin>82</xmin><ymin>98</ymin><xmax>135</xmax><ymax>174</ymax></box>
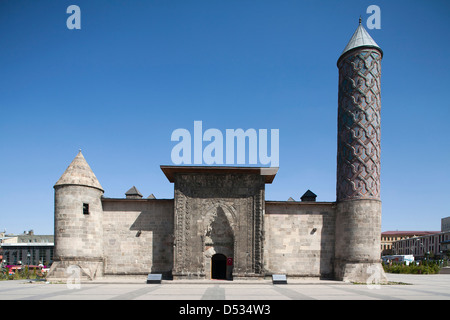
<box><xmin>211</xmin><ymin>254</ymin><xmax>227</xmax><ymax>280</ymax></box>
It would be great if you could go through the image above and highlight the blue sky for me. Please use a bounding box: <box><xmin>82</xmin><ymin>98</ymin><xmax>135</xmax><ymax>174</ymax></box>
<box><xmin>1</xmin><ymin>0</ymin><xmax>449</xmax><ymax>235</ymax></box>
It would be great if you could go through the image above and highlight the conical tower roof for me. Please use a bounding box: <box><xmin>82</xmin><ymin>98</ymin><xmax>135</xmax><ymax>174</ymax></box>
<box><xmin>125</xmin><ymin>186</ymin><xmax>143</xmax><ymax>199</ymax></box>
<box><xmin>339</xmin><ymin>18</ymin><xmax>382</xmax><ymax>62</ymax></box>
<box><xmin>54</xmin><ymin>151</ymin><xmax>104</xmax><ymax>191</ymax></box>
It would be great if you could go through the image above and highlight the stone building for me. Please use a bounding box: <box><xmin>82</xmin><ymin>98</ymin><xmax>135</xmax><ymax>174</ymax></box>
<box><xmin>48</xmin><ymin>20</ymin><xmax>386</xmax><ymax>283</ymax></box>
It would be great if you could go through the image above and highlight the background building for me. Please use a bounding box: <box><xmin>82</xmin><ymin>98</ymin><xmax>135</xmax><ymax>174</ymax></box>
<box><xmin>391</xmin><ymin>218</ymin><xmax>450</xmax><ymax>259</ymax></box>
<box><xmin>442</xmin><ymin>216</ymin><xmax>450</xmax><ymax>233</ymax></box>
<box><xmin>1</xmin><ymin>230</ymin><xmax>54</xmax><ymax>266</ymax></box>
<box><xmin>381</xmin><ymin>231</ymin><xmax>440</xmax><ymax>256</ymax></box>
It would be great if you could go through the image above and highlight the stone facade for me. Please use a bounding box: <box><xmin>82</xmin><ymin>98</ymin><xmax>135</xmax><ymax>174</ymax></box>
<box><xmin>48</xmin><ymin>162</ymin><xmax>342</xmax><ymax>281</ymax></box>
<box><xmin>172</xmin><ymin>171</ymin><xmax>265</xmax><ymax>280</ymax></box>
<box><xmin>102</xmin><ymin>199</ymin><xmax>174</xmax><ymax>277</ymax></box>
<box><xmin>48</xmin><ymin>160</ymin><xmax>381</xmax><ymax>282</ymax></box>
<box><xmin>334</xmin><ymin>200</ymin><xmax>385</xmax><ymax>282</ymax></box>
<box><xmin>264</xmin><ymin>202</ymin><xmax>335</xmax><ymax>278</ymax></box>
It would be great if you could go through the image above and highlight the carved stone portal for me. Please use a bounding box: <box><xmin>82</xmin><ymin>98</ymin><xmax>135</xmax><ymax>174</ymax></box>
<box><xmin>169</xmin><ymin>168</ymin><xmax>268</xmax><ymax>280</ymax></box>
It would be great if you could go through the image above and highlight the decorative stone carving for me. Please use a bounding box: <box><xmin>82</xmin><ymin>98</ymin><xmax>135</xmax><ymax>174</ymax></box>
<box><xmin>172</xmin><ymin>172</ymin><xmax>266</xmax><ymax>279</ymax></box>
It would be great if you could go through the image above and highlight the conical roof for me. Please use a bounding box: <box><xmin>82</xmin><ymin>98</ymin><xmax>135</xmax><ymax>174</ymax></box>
<box><xmin>54</xmin><ymin>151</ymin><xmax>104</xmax><ymax>191</ymax></box>
<box><xmin>125</xmin><ymin>186</ymin><xmax>143</xmax><ymax>198</ymax></box>
<box><xmin>339</xmin><ymin>18</ymin><xmax>382</xmax><ymax>60</ymax></box>
<box><xmin>301</xmin><ymin>189</ymin><xmax>317</xmax><ymax>201</ymax></box>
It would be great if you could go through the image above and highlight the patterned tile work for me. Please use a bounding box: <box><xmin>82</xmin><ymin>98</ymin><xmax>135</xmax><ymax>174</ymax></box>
<box><xmin>337</xmin><ymin>48</ymin><xmax>382</xmax><ymax>201</ymax></box>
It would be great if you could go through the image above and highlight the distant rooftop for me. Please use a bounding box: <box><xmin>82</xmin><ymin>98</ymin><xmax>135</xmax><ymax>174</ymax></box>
<box><xmin>301</xmin><ymin>190</ymin><xmax>317</xmax><ymax>202</ymax></box>
<box><xmin>125</xmin><ymin>186</ymin><xmax>143</xmax><ymax>199</ymax></box>
<box><xmin>382</xmin><ymin>231</ymin><xmax>440</xmax><ymax>236</ymax></box>
<box><xmin>0</xmin><ymin>231</ymin><xmax>54</xmax><ymax>246</ymax></box>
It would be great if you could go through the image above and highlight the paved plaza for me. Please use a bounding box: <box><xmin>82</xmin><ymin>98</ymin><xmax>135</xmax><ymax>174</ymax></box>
<box><xmin>0</xmin><ymin>274</ymin><xmax>449</xmax><ymax>300</ymax></box>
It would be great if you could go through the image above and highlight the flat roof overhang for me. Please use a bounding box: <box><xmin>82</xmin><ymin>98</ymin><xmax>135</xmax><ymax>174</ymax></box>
<box><xmin>160</xmin><ymin>165</ymin><xmax>278</xmax><ymax>184</ymax></box>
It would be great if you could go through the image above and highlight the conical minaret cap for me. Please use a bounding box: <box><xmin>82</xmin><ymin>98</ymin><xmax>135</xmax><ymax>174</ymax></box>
<box><xmin>54</xmin><ymin>151</ymin><xmax>104</xmax><ymax>191</ymax></box>
<box><xmin>339</xmin><ymin>18</ymin><xmax>382</xmax><ymax>62</ymax></box>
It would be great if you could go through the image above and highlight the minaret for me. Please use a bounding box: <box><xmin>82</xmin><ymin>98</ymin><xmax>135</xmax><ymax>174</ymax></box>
<box><xmin>334</xmin><ymin>19</ymin><xmax>387</xmax><ymax>283</ymax></box>
<box><xmin>48</xmin><ymin>151</ymin><xmax>105</xmax><ymax>280</ymax></box>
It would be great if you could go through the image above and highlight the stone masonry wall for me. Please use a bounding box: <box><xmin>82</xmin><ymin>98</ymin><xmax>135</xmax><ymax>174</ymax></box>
<box><xmin>50</xmin><ymin>185</ymin><xmax>105</xmax><ymax>280</ymax></box>
<box><xmin>54</xmin><ymin>185</ymin><xmax>104</xmax><ymax>259</ymax></box>
<box><xmin>264</xmin><ymin>202</ymin><xmax>336</xmax><ymax>278</ymax></box>
<box><xmin>102</xmin><ymin>199</ymin><xmax>174</xmax><ymax>277</ymax></box>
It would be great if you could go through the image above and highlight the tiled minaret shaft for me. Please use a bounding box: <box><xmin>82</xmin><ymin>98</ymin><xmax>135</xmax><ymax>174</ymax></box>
<box><xmin>337</xmin><ymin>32</ymin><xmax>382</xmax><ymax>201</ymax></box>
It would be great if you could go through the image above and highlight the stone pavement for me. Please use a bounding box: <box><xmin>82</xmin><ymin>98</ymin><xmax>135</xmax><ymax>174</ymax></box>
<box><xmin>0</xmin><ymin>274</ymin><xmax>449</xmax><ymax>300</ymax></box>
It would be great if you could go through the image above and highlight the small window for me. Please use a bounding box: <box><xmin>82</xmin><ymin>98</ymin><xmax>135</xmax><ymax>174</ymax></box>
<box><xmin>83</xmin><ymin>203</ymin><xmax>89</xmax><ymax>215</ymax></box>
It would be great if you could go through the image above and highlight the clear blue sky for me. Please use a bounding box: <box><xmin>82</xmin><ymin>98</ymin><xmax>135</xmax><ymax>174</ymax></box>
<box><xmin>1</xmin><ymin>0</ymin><xmax>449</xmax><ymax>235</ymax></box>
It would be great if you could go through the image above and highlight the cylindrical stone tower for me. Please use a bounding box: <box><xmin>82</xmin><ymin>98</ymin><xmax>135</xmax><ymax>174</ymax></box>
<box><xmin>48</xmin><ymin>151</ymin><xmax>105</xmax><ymax>280</ymax></box>
<box><xmin>334</xmin><ymin>20</ymin><xmax>387</xmax><ymax>283</ymax></box>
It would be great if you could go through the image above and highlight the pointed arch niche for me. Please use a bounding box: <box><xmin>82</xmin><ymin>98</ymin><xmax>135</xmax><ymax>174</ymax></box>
<box><xmin>202</xmin><ymin>203</ymin><xmax>235</xmax><ymax>280</ymax></box>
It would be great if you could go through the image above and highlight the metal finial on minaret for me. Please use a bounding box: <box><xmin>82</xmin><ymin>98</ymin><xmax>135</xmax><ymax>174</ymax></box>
<box><xmin>359</xmin><ymin>16</ymin><xmax>362</xmax><ymax>24</ymax></box>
